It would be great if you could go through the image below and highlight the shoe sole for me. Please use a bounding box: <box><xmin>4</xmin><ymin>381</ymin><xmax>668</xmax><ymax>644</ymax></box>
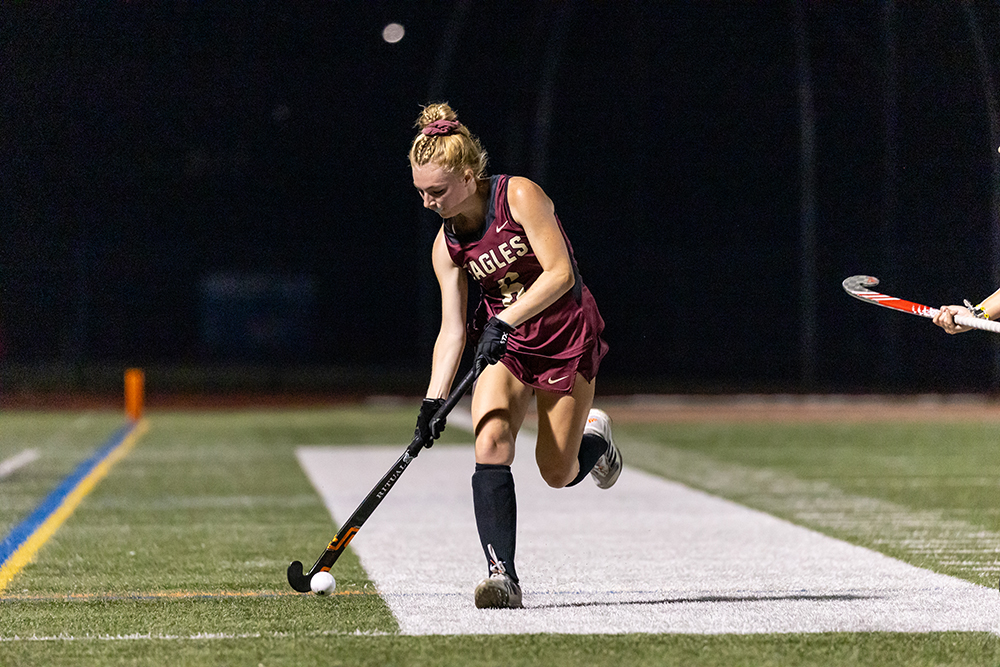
<box><xmin>595</xmin><ymin>447</ymin><xmax>622</xmax><ymax>489</ymax></box>
<box><xmin>588</xmin><ymin>410</ymin><xmax>622</xmax><ymax>489</ymax></box>
<box><xmin>474</xmin><ymin>580</ymin><xmax>523</xmax><ymax>609</ymax></box>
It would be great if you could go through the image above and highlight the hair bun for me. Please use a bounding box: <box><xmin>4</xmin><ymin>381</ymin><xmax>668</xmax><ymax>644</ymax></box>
<box><xmin>416</xmin><ymin>102</ymin><xmax>458</xmax><ymax>129</ymax></box>
<box><xmin>409</xmin><ymin>102</ymin><xmax>488</xmax><ymax>178</ymax></box>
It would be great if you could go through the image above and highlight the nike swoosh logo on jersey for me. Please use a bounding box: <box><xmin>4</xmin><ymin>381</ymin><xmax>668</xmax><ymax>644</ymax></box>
<box><xmin>547</xmin><ymin>375</ymin><xmax>569</xmax><ymax>384</ymax></box>
<box><xmin>496</xmin><ymin>221</ymin><xmax>509</xmax><ymax>233</ymax></box>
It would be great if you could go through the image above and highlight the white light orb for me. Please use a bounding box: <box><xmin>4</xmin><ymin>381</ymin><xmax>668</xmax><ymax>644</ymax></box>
<box><xmin>382</xmin><ymin>23</ymin><xmax>405</xmax><ymax>44</ymax></box>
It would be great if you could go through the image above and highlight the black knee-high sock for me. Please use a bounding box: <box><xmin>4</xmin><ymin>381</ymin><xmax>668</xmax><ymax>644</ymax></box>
<box><xmin>471</xmin><ymin>463</ymin><xmax>518</xmax><ymax>583</ymax></box>
<box><xmin>566</xmin><ymin>433</ymin><xmax>609</xmax><ymax>487</ymax></box>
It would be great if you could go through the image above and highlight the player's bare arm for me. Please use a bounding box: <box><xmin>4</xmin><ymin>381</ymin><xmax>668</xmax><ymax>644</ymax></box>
<box><xmin>980</xmin><ymin>291</ymin><xmax>1000</xmax><ymax>317</ymax></box>
<box><xmin>497</xmin><ymin>177</ymin><xmax>575</xmax><ymax>327</ymax></box>
<box><xmin>426</xmin><ymin>226</ymin><xmax>467</xmax><ymax>398</ymax></box>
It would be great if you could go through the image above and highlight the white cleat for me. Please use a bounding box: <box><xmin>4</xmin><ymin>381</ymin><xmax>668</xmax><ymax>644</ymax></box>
<box><xmin>474</xmin><ymin>545</ymin><xmax>523</xmax><ymax>609</ymax></box>
<box><xmin>586</xmin><ymin>408</ymin><xmax>622</xmax><ymax>489</ymax></box>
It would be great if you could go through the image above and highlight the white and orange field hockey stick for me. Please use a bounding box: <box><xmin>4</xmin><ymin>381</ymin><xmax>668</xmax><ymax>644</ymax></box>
<box><xmin>842</xmin><ymin>275</ymin><xmax>1000</xmax><ymax>333</ymax></box>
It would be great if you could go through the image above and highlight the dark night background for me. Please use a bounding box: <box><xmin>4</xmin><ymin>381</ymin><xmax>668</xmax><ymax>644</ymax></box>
<box><xmin>4</xmin><ymin>1</ymin><xmax>1000</xmax><ymax>397</ymax></box>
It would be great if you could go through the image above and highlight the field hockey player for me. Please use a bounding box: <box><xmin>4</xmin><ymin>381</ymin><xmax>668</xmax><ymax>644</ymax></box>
<box><xmin>410</xmin><ymin>102</ymin><xmax>621</xmax><ymax>609</ymax></box>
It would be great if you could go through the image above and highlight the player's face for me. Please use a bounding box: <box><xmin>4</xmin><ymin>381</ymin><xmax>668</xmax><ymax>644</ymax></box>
<box><xmin>412</xmin><ymin>163</ymin><xmax>476</xmax><ymax>219</ymax></box>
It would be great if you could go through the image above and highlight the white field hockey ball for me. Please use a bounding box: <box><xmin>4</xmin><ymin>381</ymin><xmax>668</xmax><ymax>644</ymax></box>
<box><xmin>310</xmin><ymin>571</ymin><xmax>336</xmax><ymax>595</ymax></box>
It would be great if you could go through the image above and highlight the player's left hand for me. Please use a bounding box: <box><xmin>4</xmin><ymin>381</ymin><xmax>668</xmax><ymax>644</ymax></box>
<box><xmin>475</xmin><ymin>316</ymin><xmax>515</xmax><ymax>368</ymax></box>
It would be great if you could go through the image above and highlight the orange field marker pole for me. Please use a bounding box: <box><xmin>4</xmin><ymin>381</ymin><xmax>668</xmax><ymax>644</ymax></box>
<box><xmin>125</xmin><ymin>368</ymin><xmax>145</xmax><ymax>421</ymax></box>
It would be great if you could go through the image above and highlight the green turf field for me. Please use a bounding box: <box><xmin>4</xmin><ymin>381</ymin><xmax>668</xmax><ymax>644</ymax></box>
<box><xmin>1</xmin><ymin>406</ymin><xmax>999</xmax><ymax>666</ymax></box>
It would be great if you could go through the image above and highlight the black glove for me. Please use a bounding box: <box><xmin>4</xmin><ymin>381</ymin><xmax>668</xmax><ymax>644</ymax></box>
<box><xmin>415</xmin><ymin>398</ymin><xmax>446</xmax><ymax>447</ymax></box>
<box><xmin>475</xmin><ymin>316</ymin><xmax>515</xmax><ymax>369</ymax></box>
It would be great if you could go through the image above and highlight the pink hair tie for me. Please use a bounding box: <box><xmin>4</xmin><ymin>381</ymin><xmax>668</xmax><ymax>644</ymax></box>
<box><xmin>422</xmin><ymin>119</ymin><xmax>461</xmax><ymax>136</ymax></box>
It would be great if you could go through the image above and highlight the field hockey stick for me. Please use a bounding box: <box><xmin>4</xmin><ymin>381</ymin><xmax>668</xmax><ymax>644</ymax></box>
<box><xmin>287</xmin><ymin>362</ymin><xmax>481</xmax><ymax>592</ymax></box>
<box><xmin>842</xmin><ymin>275</ymin><xmax>1000</xmax><ymax>333</ymax></box>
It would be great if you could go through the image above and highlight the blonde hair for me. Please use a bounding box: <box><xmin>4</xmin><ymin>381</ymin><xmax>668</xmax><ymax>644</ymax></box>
<box><xmin>409</xmin><ymin>103</ymin><xmax>488</xmax><ymax>178</ymax></box>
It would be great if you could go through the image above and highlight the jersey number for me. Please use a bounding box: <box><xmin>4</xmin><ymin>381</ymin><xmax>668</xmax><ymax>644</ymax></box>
<box><xmin>498</xmin><ymin>271</ymin><xmax>525</xmax><ymax>306</ymax></box>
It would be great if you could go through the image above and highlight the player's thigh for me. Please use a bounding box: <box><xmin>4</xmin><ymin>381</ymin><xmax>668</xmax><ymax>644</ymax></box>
<box><xmin>471</xmin><ymin>361</ymin><xmax>534</xmax><ymax>465</ymax></box>
<box><xmin>534</xmin><ymin>374</ymin><xmax>595</xmax><ymax>481</ymax></box>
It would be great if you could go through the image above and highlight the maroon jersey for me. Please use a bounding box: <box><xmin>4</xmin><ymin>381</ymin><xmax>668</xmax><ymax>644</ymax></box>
<box><xmin>443</xmin><ymin>175</ymin><xmax>608</xmax><ymax>393</ymax></box>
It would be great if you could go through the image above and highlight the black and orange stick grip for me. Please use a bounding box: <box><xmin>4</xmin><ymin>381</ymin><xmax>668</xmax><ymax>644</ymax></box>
<box><xmin>287</xmin><ymin>363</ymin><xmax>481</xmax><ymax>592</ymax></box>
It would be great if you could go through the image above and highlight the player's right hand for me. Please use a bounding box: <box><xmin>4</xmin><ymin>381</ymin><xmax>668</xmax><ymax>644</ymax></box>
<box><xmin>932</xmin><ymin>305</ymin><xmax>973</xmax><ymax>335</ymax></box>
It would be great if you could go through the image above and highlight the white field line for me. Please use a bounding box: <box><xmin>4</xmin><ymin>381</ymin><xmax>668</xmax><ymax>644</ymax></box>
<box><xmin>0</xmin><ymin>449</ymin><xmax>40</xmax><ymax>480</ymax></box>
<box><xmin>81</xmin><ymin>493</ymin><xmax>320</xmax><ymax>511</ymax></box>
<box><xmin>0</xmin><ymin>414</ymin><xmax>101</xmax><ymax>482</ymax></box>
<box><xmin>0</xmin><ymin>629</ymin><xmax>391</xmax><ymax>642</ymax></box>
<box><xmin>297</xmin><ymin>410</ymin><xmax>1000</xmax><ymax>636</ymax></box>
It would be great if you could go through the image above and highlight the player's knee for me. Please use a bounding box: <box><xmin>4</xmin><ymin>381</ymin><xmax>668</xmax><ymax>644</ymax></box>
<box><xmin>537</xmin><ymin>458</ymin><xmax>574</xmax><ymax>488</ymax></box>
<box><xmin>475</xmin><ymin>431</ymin><xmax>515</xmax><ymax>466</ymax></box>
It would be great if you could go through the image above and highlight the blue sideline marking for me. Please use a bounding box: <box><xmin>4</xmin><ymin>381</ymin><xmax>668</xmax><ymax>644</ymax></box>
<box><xmin>0</xmin><ymin>422</ymin><xmax>137</xmax><ymax>565</ymax></box>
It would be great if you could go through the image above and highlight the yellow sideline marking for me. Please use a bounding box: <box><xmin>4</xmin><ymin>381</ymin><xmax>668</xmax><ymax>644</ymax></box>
<box><xmin>0</xmin><ymin>419</ymin><xmax>149</xmax><ymax>592</ymax></box>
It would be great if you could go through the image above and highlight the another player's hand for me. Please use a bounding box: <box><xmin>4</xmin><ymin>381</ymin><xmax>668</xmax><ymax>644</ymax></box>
<box><xmin>415</xmin><ymin>398</ymin><xmax>446</xmax><ymax>447</ymax></box>
<box><xmin>475</xmin><ymin>317</ymin><xmax>515</xmax><ymax>369</ymax></box>
<box><xmin>932</xmin><ymin>305</ymin><xmax>973</xmax><ymax>335</ymax></box>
